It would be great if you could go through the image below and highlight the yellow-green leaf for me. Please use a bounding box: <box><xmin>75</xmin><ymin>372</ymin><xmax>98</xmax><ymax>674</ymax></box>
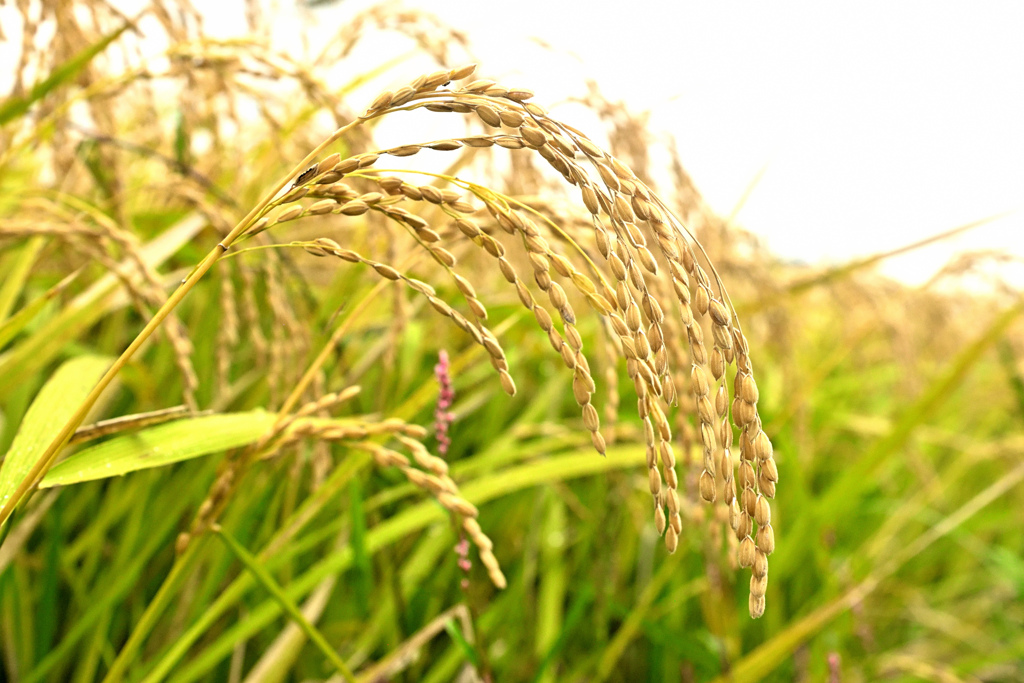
<box><xmin>214</xmin><ymin>526</ymin><xmax>355</xmax><ymax>681</ymax></box>
<box><xmin>0</xmin><ymin>20</ymin><xmax>133</xmax><ymax>125</ymax></box>
<box><xmin>39</xmin><ymin>411</ymin><xmax>279</xmax><ymax>488</ymax></box>
<box><xmin>0</xmin><ymin>268</ymin><xmax>82</xmax><ymax>351</ymax></box>
<box><xmin>0</xmin><ymin>355</ymin><xmax>112</xmax><ymax>510</ymax></box>
<box><xmin>0</xmin><ymin>236</ymin><xmax>47</xmax><ymax>323</ymax></box>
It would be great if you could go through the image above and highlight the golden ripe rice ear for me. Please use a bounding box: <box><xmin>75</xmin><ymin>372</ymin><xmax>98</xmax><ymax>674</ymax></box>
<box><xmin>140</xmin><ymin>65</ymin><xmax>781</xmax><ymax>618</ymax></box>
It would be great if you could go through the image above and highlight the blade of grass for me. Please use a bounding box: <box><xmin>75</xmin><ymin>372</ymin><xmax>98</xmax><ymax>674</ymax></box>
<box><xmin>594</xmin><ymin>551</ymin><xmax>686</xmax><ymax>681</ymax></box>
<box><xmin>1</xmin><ymin>563</ymin><xmax>32</xmax><ymax>676</ymax></box>
<box><xmin>0</xmin><ymin>355</ymin><xmax>112</xmax><ymax>513</ymax></box>
<box><xmin>0</xmin><ymin>236</ymin><xmax>47</xmax><ymax>323</ymax></box>
<box><xmin>534</xmin><ymin>492</ymin><xmax>567</xmax><ymax>683</ymax></box>
<box><xmin>71</xmin><ymin>609</ymin><xmax>114</xmax><ymax>683</ymax></box>
<box><xmin>213</xmin><ymin>525</ymin><xmax>356</xmax><ymax>682</ymax></box>
<box><xmin>420</xmin><ymin>585</ymin><xmax>524</xmax><ymax>683</ymax></box>
<box><xmin>531</xmin><ymin>584</ymin><xmax>595</xmax><ymax>683</ymax></box>
<box><xmin>349</xmin><ymin>480</ymin><xmax>371</xmax><ymax>618</ymax></box>
<box><xmin>0</xmin><ymin>492</ymin><xmax>57</xmax><ymax>576</ymax></box>
<box><xmin>0</xmin><ymin>18</ymin><xmax>137</xmax><ymax>125</ymax></box>
<box><xmin>344</xmin><ymin>523</ymin><xmax>459</xmax><ymax>672</ymax></box>
<box><xmin>24</xmin><ymin>463</ymin><xmax>211</xmax><ymax>683</ymax></box>
<box><xmin>0</xmin><ymin>268</ymin><xmax>82</xmax><ymax>351</ymax></box>
<box><xmin>0</xmin><ymin>213</ymin><xmax>204</xmax><ymax>393</ymax></box>
<box><xmin>127</xmin><ymin>452</ymin><xmax>372</xmax><ymax>683</ymax></box>
<box><xmin>163</xmin><ymin>445</ymin><xmax>648</xmax><ymax>683</ymax></box>
<box><xmin>353</xmin><ymin>605</ymin><xmax>478</xmax><ymax>682</ymax></box>
<box><xmin>98</xmin><ymin>540</ymin><xmax>208</xmax><ymax>683</ymax></box>
<box><xmin>34</xmin><ymin>496</ymin><xmax>61</xmax><ymax>668</ymax></box>
<box><xmin>443</xmin><ymin>617</ymin><xmax>480</xmax><ymax>671</ymax></box>
<box><xmin>241</xmin><ymin>571</ymin><xmax>340</xmax><ymax>683</ymax></box>
<box><xmin>997</xmin><ymin>340</ymin><xmax>1024</xmax><ymax>422</ymax></box>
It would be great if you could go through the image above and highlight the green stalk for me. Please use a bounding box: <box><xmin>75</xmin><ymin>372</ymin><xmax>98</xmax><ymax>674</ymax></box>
<box><xmin>213</xmin><ymin>526</ymin><xmax>356</xmax><ymax>682</ymax></box>
<box><xmin>100</xmin><ymin>540</ymin><xmax>206</xmax><ymax>683</ymax></box>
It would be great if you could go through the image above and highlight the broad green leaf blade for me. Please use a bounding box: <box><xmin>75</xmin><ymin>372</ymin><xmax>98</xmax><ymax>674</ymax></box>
<box><xmin>0</xmin><ymin>355</ymin><xmax>112</xmax><ymax>511</ymax></box>
<box><xmin>0</xmin><ymin>20</ymin><xmax>133</xmax><ymax>125</ymax></box>
<box><xmin>39</xmin><ymin>411</ymin><xmax>278</xmax><ymax>488</ymax></box>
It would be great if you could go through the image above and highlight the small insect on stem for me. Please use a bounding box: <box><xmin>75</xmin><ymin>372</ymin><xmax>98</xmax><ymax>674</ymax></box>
<box><xmin>292</xmin><ymin>165</ymin><xmax>318</xmax><ymax>189</ymax></box>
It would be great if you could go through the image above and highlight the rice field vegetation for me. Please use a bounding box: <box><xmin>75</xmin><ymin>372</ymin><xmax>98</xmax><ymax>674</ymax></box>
<box><xmin>1</xmin><ymin>3</ymin><xmax>1023</xmax><ymax>681</ymax></box>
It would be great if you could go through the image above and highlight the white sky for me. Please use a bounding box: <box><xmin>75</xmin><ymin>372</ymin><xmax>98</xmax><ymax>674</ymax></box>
<box><xmin>406</xmin><ymin>1</ymin><xmax>1024</xmax><ymax>285</ymax></box>
<box><xmin>315</xmin><ymin>0</ymin><xmax>1024</xmax><ymax>286</ymax></box>
<box><xmin>4</xmin><ymin>1</ymin><xmax>1022</xmax><ymax>285</ymax></box>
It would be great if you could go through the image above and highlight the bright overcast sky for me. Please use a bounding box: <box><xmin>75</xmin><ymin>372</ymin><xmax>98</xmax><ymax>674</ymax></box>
<box><xmin>314</xmin><ymin>0</ymin><xmax>1024</xmax><ymax>286</ymax></box>
<box><xmin>395</xmin><ymin>1</ymin><xmax>1024</xmax><ymax>285</ymax></box>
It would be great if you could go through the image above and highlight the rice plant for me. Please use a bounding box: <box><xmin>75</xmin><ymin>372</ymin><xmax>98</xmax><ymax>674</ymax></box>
<box><xmin>1</xmin><ymin>2</ymin><xmax>1022</xmax><ymax>681</ymax></box>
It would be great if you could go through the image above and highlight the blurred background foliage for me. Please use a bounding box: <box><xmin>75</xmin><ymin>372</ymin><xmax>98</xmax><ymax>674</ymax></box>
<box><xmin>1</xmin><ymin>2</ymin><xmax>1023</xmax><ymax>682</ymax></box>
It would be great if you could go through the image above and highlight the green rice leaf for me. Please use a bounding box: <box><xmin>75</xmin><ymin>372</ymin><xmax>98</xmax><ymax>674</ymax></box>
<box><xmin>443</xmin><ymin>619</ymin><xmax>480</xmax><ymax>669</ymax></box>
<box><xmin>39</xmin><ymin>411</ymin><xmax>279</xmax><ymax>488</ymax></box>
<box><xmin>0</xmin><ymin>355</ymin><xmax>112</xmax><ymax>511</ymax></box>
<box><xmin>0</xmin><ymin>19</ymin><xmax>134</xmax><ymax>126</ymax></box>
<box><xmin>0</xmin><ymin>268</ymin><xmax>82</xmax><ymax>351</ymax></box>
<box><xmin>0</xmin><ymin>236</ymin><xmax>47</xmax><ymax>323</ymax></box>
<box><xmin>214</xmin><ymin>526</ymin><xmax>356</xmax><ymax>681</ymax></box>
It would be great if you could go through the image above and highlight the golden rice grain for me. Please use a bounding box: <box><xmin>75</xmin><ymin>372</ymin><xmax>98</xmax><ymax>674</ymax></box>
<box><xmin>498</xmin><ymin>369</ymin><xmax>517</xmax><ymax>396</ymax></box>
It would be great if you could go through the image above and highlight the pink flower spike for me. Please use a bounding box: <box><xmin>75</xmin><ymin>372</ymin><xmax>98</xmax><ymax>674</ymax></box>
<box><xmin>433</xmin><ymin>350</ymin><xmax>455</xmax><ymax>456</ymax></box>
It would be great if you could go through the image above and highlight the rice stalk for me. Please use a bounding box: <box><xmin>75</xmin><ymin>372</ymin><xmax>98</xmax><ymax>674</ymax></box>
<box><xmin>2</xmin><ymin>48</ymin><xmax>777</xmax><ymax>620</ymax></box>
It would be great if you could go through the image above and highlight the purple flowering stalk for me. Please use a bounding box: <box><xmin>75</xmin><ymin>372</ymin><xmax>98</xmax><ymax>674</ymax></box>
<box><xmin>828</xmin><ymin>652</ymin><xmax>841</xmax><ymax>683</ymax></box>
<box><xmin>433</xmin><ymin>350</ymin><xmax>454</xmax><ymax>456</ymax></box>
<box><xmin>434</xmin><ymin>350</ymin><xmax>472</xmax><ymax>588</ymax></box>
